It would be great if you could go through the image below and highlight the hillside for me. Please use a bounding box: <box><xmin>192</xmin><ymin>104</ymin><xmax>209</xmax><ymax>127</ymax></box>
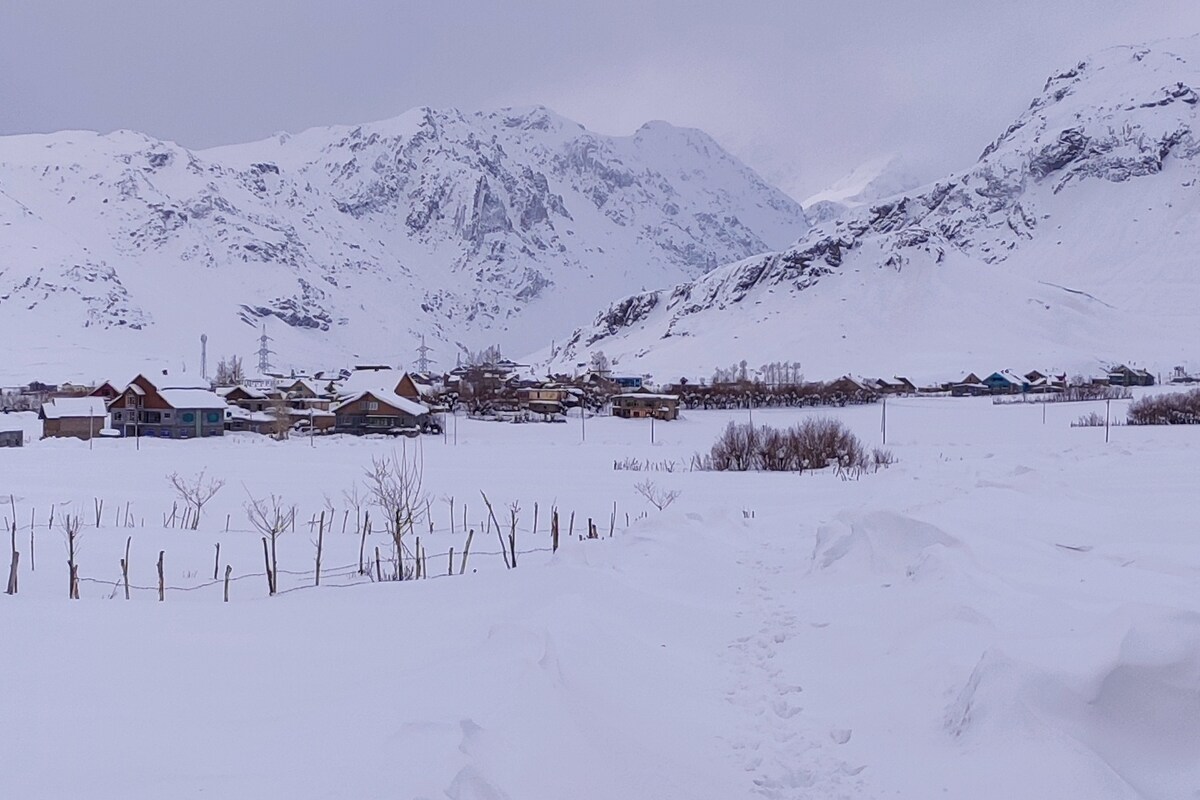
<box><xmin>540</xmin><ymin>39</ymin><xmax>1200</xmax><ymax>383</ymax></box>
<box><xmin>0</xmin><ymin>106</ymin><xmax>805</xmax><ymax>382</ymax></box>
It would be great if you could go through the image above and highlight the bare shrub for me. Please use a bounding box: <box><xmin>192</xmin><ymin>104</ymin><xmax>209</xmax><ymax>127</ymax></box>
<box><xmin>871</xmin><ymin>447</ymin><xmax>897</xmax><ymax>471</ymax></box>
<box><xmin>634</xmin><ymin>480</ymin><xmax>681</xmax><ymax>511</ymax></box>
<box><xmin>245</xmin><ymin>492</ymin><xmax>293</xmax><ymax>595</ymax></box>
<box><xmin>1127</xmin><ymin>389</ymin><xmax>1200</xmax><ymax>425</ymax></box>
<box><xmin>1071</xmin><ymin>411</ymin><xmax>1110</xmax><ymax>428</ymax></box>
<box><xmin>695</xmin><ymin>418</ymin><xmax>870</xmax><ymax>474</ymax></box>
<box><xmin>167</xmin><ymin>470</ymin><xmax>225</xmax><ymax>530</ymax></box>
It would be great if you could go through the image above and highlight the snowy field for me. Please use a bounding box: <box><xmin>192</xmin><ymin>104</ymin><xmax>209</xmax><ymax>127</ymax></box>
<box><xmin>1</xmin><ymin>394</ymin><xmax>1198</xmax><ymax>799</ymax></box>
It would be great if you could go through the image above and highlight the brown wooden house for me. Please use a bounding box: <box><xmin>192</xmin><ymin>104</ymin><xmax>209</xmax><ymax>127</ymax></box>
<box><xmin>332</xmin><ymin>390</ymin><xmax>430</xmax><ymax>436</ymax></box>
<box><xmin>611</xmin><ymin>392</ymin><xmax>680</xmax><ymax>420</ymax></box>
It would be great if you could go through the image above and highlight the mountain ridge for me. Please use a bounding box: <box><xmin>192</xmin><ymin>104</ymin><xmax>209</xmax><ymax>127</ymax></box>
<box><xmin>0</xmin><ymin>104</ymin><xmax>806</xmax><ymax>381</ymax></box>
<box><xmin>539</xmin><ymin>38</ymin><xmax>1200</xmax><ymax>383</ymax></box>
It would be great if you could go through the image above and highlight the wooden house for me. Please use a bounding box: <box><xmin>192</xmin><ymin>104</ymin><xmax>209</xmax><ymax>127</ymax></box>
<box><xmin>39</xmin><ymin>397</ymin><xmax>109</xmax><ymax>440</ymax></box>
<box><xmin>107</xmin><ymin>376</ymin><xmax>226</xmax><ymax>439</ymax></box>
<box><xmin>332</xmin><ymin>390</ymin><xmax>430</xmax><ymax>436</ymax></box>
<box><xmin>1107</xmin><ymin>365</ymin><xmax>1155</xmax><ymax>387</ymax></box>
<box><xmin>395</xmin><ymin>373</ymin><xmax>439</xmax><ymax>404</ymax></box>
<box><xmin>611</xmin><ymin>392</ymin><xmax>680</xmax><ymax>421</ymax></box>
<box><xmin>982</xmin><ymin>371</ymin><xmax>1029</xmax><ymax>394</ymax></box>
<box><xmin>88</xmin><ymin>381</ymin><xmax>122</xmax><ymax>402</ymax></box>
<box><xmin>516</xmin><ymin>385</ymin><xmax>568</xmax><ymax>416</ymax></box>
<box><xmin>218</xmin><ymin>385</ymin><xmax>272</xmax><ymax>412</ymax></box>
<box><xmin>827</xmin><ymin>376</ymin><xmax>877</xmax><ymax>398</ymax></box>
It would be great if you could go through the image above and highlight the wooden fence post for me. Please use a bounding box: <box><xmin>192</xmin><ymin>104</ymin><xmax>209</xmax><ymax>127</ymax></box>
<box><xmin>223</xmin><ymin>565</ymin><xmax>232</xmax><ymax>602</ymax></box>
<box><xmin>121</xmin><ymin>536</ymin><xmax>131</xmax><ymax>600</ymax></box>
<box><xmin>156</xmin><ymin>550</ymin><xmax>165</xmax><ymax>602</ymax></box>
<box><xmin>213</xmin><ymin>543</ymin><xmax>220</xmax><ymax>581</ymax></box>
<box><xmin>552</xmin><ymin>510</ymin><xmax>559</xmax><ymax>553</ymax></box>
<box><xmin>459</xmin><ymin>529</ymin><xmax>474</xmax><ymax>575</ymax></box>
<box><xmin>315</xmin><ymin>512</ymin><xmax>324</xmax><ymax>587</ymax></box>
<box><xmin>5</xmin><ymin>550</ymin><xmax>18</xmax><ymax>595</ymax></box>
<box><xmin>374</xmin><ymin>546</ymin><xmax>382</xmax><ymax>582</ymax></box>
<box><xmin>262</xmin><ymin>537</ymin><xmax>274</xmax><ymax>596</ymax></box>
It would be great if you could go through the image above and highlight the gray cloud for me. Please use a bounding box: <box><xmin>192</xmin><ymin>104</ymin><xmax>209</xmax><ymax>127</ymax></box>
<box><xmin>3</xmin><ymin>1</ymin><xmax>1199</xmax><ymax>199</ymax></box>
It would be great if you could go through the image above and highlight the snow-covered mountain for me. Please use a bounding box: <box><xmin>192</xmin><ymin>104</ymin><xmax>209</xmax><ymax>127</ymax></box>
<box><xmin>801</xmin><ymin>155</ymin><xmax>927</xmax><ymax>224</ymax></box>
<box><xmin>0</xmin><ymin>106</ymin><xmax>806</xmax><ymax>381</ymax></box>
<box><xmin>542</xmin><ymin>39</ymin><xmax>1200</xmax><ymax>383</ymax></box>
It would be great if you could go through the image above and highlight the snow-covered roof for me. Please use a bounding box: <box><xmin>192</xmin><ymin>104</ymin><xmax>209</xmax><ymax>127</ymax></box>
<box><xmin>217</xmin><ymin>385</ymin><xmax>269</xmax><ymax>399</ymax></box>
<box><xmin>334</xmin><ymin>368</ymin><xmax>405</xmax><ymax>398</ymax></box>
<box><xmin>333</xmin><ymin>389</ymin><xmax>429</xmax><ymax>417</ymax></box>
<box><xmin>158</xmin><ymin>388</ymin><xmax>229</xmax><ymax>410</ymax></box>
<box><xmin>40</xmin><ymin>397</ymin><xmax>108</xmax><ymax>419</ymax></box>
<box><xmin>613</xmin><ymin>393</ymin><xmax>679</xmax><ymax>401</ymax></box>
<box><xmin>225</xmin><ymin>406</ymin><xmax>275</xmax><ymax>423</ymax></box>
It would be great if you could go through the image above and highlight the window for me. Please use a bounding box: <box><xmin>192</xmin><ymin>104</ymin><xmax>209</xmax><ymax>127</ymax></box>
<box><xmin>206</xmin><ymin>412</ymin><xmax>221</xmax><ymax>424</ymax></box>
<box><xmin>181</xmin><ymin>412</ymin><xmax>195</xmax><ymax>424</ymax></box>
<box><xmin>366</xmin><ymin>401</ymin><xmax>379</xmax><ymax>411</ymax></box>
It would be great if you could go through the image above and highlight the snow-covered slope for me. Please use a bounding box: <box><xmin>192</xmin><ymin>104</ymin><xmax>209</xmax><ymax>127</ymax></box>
<box><xmin>542</xmin><ymin>39</ymin><xmax>1200</xmax><ymax>382</ymax></box>
<box><xmin>802</xmin><ymin>154</ymin><xmax>927</xmax><ymax>223</ymax></box>
<box><xmin>0</xmin><ymin>106</ymin><xmax>805</xmax><ymax>381</ymax></box>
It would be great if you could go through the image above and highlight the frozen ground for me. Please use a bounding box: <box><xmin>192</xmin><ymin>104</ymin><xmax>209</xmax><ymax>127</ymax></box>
<box><xmin>1</xmin><ymin>394</ymin><xmax>1198</xmax><ymax>799</ymax></box>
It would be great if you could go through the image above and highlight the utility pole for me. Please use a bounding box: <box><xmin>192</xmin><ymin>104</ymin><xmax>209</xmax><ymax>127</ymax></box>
<box><xmin>881</xmin><ymin>395</ymin><xmax>887</xmax><ymax>445</ymax></box>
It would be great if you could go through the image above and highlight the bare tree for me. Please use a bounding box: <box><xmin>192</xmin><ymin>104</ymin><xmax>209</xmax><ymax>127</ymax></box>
<box><xmin>363</xmin><ymin>445</ymin><xmax>426</xmax><ymax>580</ymax></box>
<box><xmin>167</xmin><ymin>470</ymin><xmax>226</xmax><ymax>530</ymax></box>
<box><xmin>62</xmin><ymin>513</ymin><xmax>82</xmax><ymax>599</ymax></box>
<box><xmin>633</xmin><ymin>480</ymin><xmax>681</xmax><ymax>512</ymax></box>
<box><xmin>245</xmin><ymin>492</ymin><xmax>293</xmax><ymax>595</ymax></box>
<box><xmin>267</xmin><ymin>397</ymin><xmax>293</xmax><ymax>440</ymax></box>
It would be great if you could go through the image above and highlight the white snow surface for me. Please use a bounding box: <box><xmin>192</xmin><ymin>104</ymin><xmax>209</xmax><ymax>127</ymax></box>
<box><xmin>1</xmin><ymin>392</ymin><xmax>1198</xmax><ymax>798</ymax></box>
<box><xmin>0</xmin><ymin>106</ymin><xmax>805</xmax><ymax>383</ymax></box>
<box><xmin>541</xmin><ymin>38</ymin><xmax>1200</xmax><ymax>384</ymax></box>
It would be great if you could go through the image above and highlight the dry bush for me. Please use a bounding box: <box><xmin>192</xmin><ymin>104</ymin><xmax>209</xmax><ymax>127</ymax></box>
<box><xmin>634</xmin><ymin>479</ymin><xmax>681</xmax><ymax>511</ymax></box>
<box><xmin>696</xmin><ymin>418</ymin><xmax>870</xmax><ymax>474</ymax></box>
<box><xmin>167</xmin><ymin>470</ymin><xmax>225</xmax><ymax>530</ymax></box>
<box><xmin>1127</xmin><ymin>389</ymin><xmax>1200</xmax><ymax>425</ymax></box>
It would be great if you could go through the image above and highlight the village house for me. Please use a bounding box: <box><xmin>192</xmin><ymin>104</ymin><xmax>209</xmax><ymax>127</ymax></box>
<box><xmin>107</xmin><ymin>376</ymin><xmax>226</xmax><ymax>439</ymax></box>
<box><xmin>982</xmin><ymin>371</ymin><xmax>1030</xmax><ymax>394</ymax></box>
<box><xmin>611</xmin><ymin>392</ymin><xmax>680</xmax><ymax>421</ymax></box>
<box><xmin>950</xmin><ymin>373</ymin><xmax>989</xmax><ymax>397</ymax></box>
<box><xmin>89</xmin><ymin>381</ymin><xmax>122</xmax><ymax>402</ymax></box>
<box><xmin>1107</xmin><ymin>364</ymin><xmax>1155</xmax><ymax>387</ymax></box>
<box><xmin>39</xmin><ymin>397</ymin><xmax>109</xmax><ymax>440</ymax></box>
<box><xmin>516</xmin><ymin>385</ymin><xmax>569</xmax><ymax>416</ymax></box>
<box><xmin>332</xmin><ymin>390</ymin><xmax>431</xmax><ymax>436</ymax></box>
<box><xmin>217</xmin><ymin>385</ymin><xmax>273</xmax><ymax>412</ymax></box>
<box><xmin>827</xmin><ymin>376</ymin><xmax>878</xmax><ymax>398</ymax></box>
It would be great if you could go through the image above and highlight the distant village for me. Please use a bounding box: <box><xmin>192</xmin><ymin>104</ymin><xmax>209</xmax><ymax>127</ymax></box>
<box><xmin>0</xmin><ymin>351</ymin><xmax>1194</xmax><ymax>447</ymax></box>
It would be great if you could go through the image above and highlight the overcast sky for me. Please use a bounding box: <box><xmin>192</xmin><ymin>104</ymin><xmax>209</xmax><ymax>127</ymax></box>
<box><xmin>3</xmin><ymin>1</ymin><xmax>1199</xmax><ymax>200</ymax></box>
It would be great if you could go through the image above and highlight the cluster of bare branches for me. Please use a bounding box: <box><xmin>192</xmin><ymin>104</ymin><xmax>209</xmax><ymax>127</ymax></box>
<box><xmin>364</xmin><ymin>445</ymin><xmax>427</xmax><ymax>580</ymax></box>
<box><xmin>167</xmin><ymin>470</ymin><xmax>225</xmax><ymax>530</ymax></box>
<box><xmin>633</xmin><ymin>480</ymin><xmax>681</xmax><ymax>511</ymax></box>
